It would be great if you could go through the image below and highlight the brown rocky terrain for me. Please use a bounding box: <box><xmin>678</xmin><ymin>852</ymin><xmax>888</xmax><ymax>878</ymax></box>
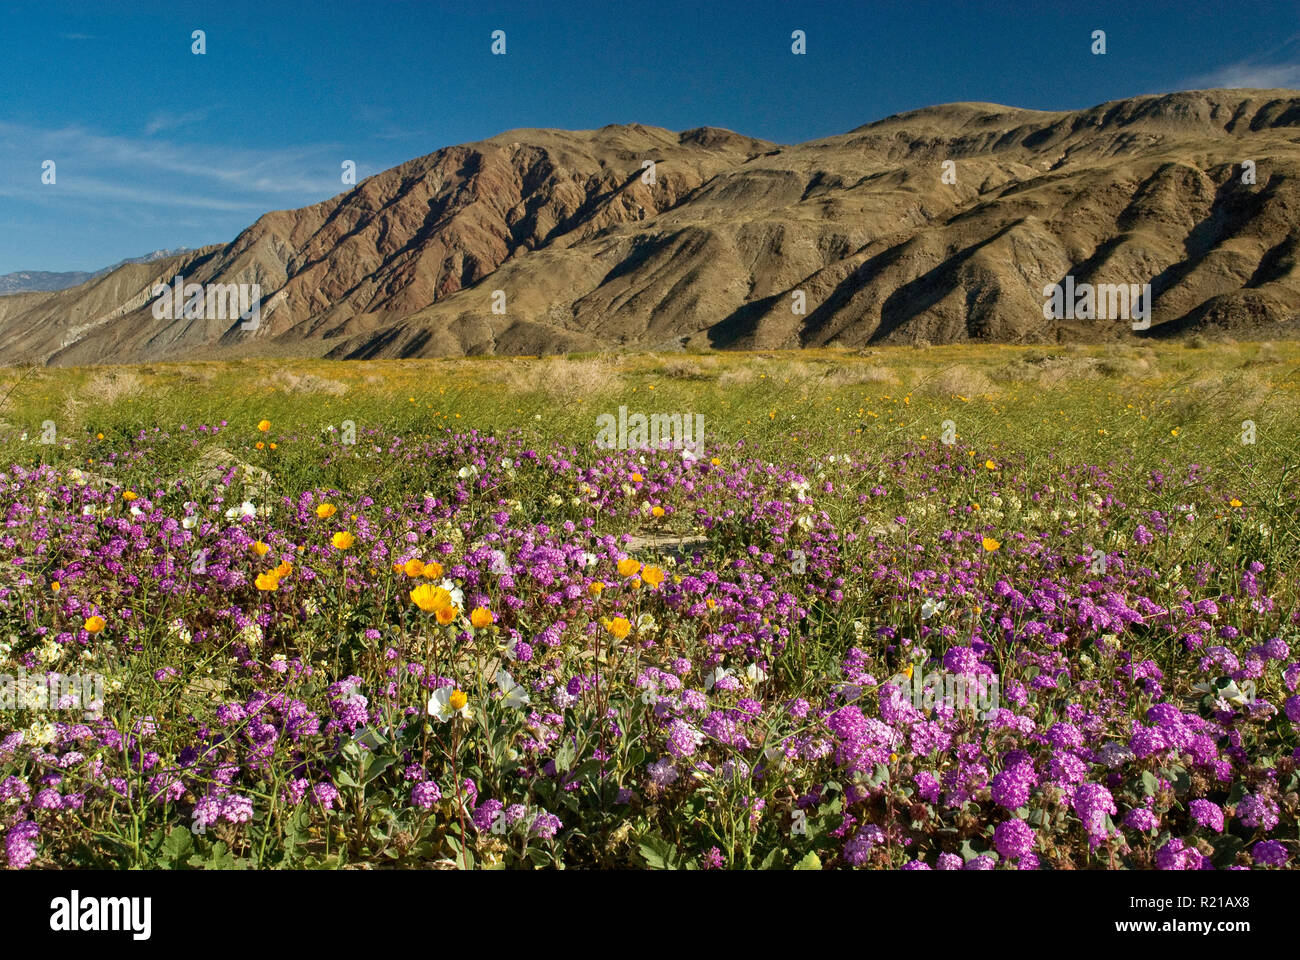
<box><xmin>2</xmin><ymin>89</ymin><xmax>1298</xmax><ymax>366</ymax></box>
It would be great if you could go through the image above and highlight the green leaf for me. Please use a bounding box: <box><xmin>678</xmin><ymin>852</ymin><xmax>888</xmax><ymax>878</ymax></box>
<box><xmin>638</xmin><ymin>836</ymin><xmax>679</xmax><ymax>870</ymax></box>
<box><xmin>1210</xmin><ymin>834</ymin><xmax>1245</xmax><ymax>867</ymax></box>
<box><xmin>793</xmin><ymin>851</ymin><xmax>822</xmax><ymax>870</ymax></box>
<box><xmin>553</xmin><ymin>740</ymin><xmax>576</xmax><ymax>774</ymax></box>
<box><xmin>160</xmin><ymin>826</ymin><xmax>193</xmax><ymax>867</ymax></box>
<box><xmin>188</xmin><ymin>840</ymin><xmax>238</xmax><ymax>870</ymax></box>
<box><xmin>1141</xmin><ymin>771</ymin><xmax>1158</xmax><ymax>796</ymax></box>
<box><xmin>362</xmin><ymin>754</ymin><xmax>397</xmax><ymax>784</ymax></box>
<box><xmin>355</xmin><ymin>726</ymin><xmax>390</xmax><ymax>750</ymax></box>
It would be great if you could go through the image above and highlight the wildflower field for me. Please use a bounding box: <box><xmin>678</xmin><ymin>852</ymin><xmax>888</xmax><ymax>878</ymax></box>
<box><xmin>1</xmin><ymin>341</ymin><xmax>1299</xmax><ymax>870</ymax></box>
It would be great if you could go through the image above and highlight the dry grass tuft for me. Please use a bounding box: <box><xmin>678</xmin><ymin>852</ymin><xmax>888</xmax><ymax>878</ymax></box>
<box><xmin>914</xmin><ymin>365</ymin><xmax>994</xmax><ymax>397</ymax></box>
<box><xmin>487</xmin><ymin>356</ymin><xmax>625</xmax><ymax>402</ymax></box>
<box><xmin>268</xmin><ymin>371</ymin><xmax>350</xmax><ymax>397</ymax></box>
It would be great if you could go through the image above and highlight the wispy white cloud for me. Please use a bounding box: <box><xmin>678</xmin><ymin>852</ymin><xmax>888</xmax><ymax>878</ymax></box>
<box><xmin>1185</xmin><ymin>34</ymin><xmax>1300</xmax><ymax>91</ymax></box>
<box><xmin>143</xmin><ymin>110</ymin><xmax>210</xmax><ymax>136</ymax></box>
<box><xmin>0</xmin><ymin>120</ymin><xmax>358</xmax><ymax>211</ymax></box>
<box><xmin>1190</xmin><ymin>63</ymin><xmax>1300</xmax><ymax>90</ymax></box>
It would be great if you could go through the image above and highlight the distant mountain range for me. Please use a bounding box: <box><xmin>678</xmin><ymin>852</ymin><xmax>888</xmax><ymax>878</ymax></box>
<box><xmin>3</xmin><ymin>89</ymin><xmax>1300</xmax><ymax>366</ymax></box>
<box><xmin>0</xmin><ymin>249</ymin><xmax>191</xmax><ymax>295</ymax></box>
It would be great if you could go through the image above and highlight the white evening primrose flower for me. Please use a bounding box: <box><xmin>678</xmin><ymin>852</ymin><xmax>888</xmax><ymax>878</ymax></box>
<box><xmin>428</xmin><ymin>686</ymin><xmax>471</xmax><ymax>722</ymax></box>
<box><xmin>440</xmin><ymin>579</ymin><xmax>465</xmax><ymax>609</ymax></box>
<box><xmin>457</xmin><ymin>465</ymin><xmax>478</xmax><ymax>480</ymax></box>
<box><xmin>579</xmin><ymin>552</ymin><xmax>598</xmax><ymax>569</ymax></box>
<box><xmin>224</xmin><ymin>501</ymin><xmax>256</xmax><ymax>521</ymax></box>
<box><xmin>921</xmin><ymin>598</ymin><xmax>947</xmax><ymax>620</ymax></box>
<box><xmin>704</xmin><ymin>665</ymin><xmax>731</xmax><ymax>690</ymax></box>
<box><xmin>495</xmin><ymin>670</ymin><xmax>530</xmax><ymax>709</ymax></box>
<box><xmin>23</xmin><ymin>682</ymin><xmax>48</xmax><ymax>709</ymax></box>
<box><xmin>745</xmin><ymin>663</ymin><xmax>767</xmax><ymax>683</ymax></box>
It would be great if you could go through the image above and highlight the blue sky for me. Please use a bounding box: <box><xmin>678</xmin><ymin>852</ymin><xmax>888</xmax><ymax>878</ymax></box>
<box><xmin>2</xmin><ymin>0</ymin><xmax>1298</xmax><ymax>274</ymax></box>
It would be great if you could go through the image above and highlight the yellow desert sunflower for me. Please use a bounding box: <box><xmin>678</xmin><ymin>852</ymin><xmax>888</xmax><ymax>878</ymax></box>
<box><xmin>411</xmin><ymin>583</ymin><xmax>453</xmax><ymax>614</ymax></box>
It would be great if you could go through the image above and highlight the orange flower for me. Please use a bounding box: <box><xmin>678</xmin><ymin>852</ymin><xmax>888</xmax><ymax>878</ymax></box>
<box><xmin>422</xmin><ymin>560</ymin><xmax>444</xmax><ymax>579</ymax></box>
<box><xmin>641</xmin><ymin>565</ymin><xmax>665</xmax><ymax>589</ymax></box>
<box><xmin>651</xmin><ymin>505</ymin><xmax>665</xmax><ymax>517</ymax></box>
<box><xmin>257</xmin><ymin>420</ymin><xmax>271</xmax><ymax>432</ymax></box>
<box><xmin>617</xmin><ymin>558</ymin><xmax>641</xmax><ymax>578</ymax></box>
<box><xmin>469</xmin><ymin>607</ymin><xmax>494</xmax><ymax>628</ymax></box>
<box><xmin>122</xmin><ymin>491</ymin><xmax>138</xmax><ymax>502</ymax></box>
<box><xmin>252</xmin><ymin>541</ymin><xmax>270</xmax><ymax>556</ymax></box>
<box><xmin>588</xmin><ymin>580</ymin><xmax>604</xmax><ymax>596</ymax></box>
<box><xmin>403</xmin><ymin>558</ymin><xmax>426</xmax><ymax>577</ymax></box>
<box><xmin>83</xmin><ymin>615</ymin><xmax>106</xmax><ymax>634</ymax></box>
<box><xmin>315</xmin><ymin>503</ymin><xmax>337</xmax><ymax>519</ymax></box>
<box><xmin>1229</xmin><ymin>498</ymin><xmax>1243</xmax><ymax>508</ymax></box>
<box><xmin>332</xmin><ymin>531</ymin><xmax>355</xmax><ymax>550</ymax></box>
<box><xmin>435</xmin><ymin>606</ymin><xmax>458</xmax><ymax>625</ymax></box>
<box><xmin>255</xmin><ymin>441</ymin><xmax>265</xmax><ymax>450</ymax></box>
<box><xmin>274</xmin><ymin>560</ymin><xmax>293</xmax><ymax>578</ymax></box>
<box><xmin>255</xmin><ymin>571</ymin><xmax>280</xmax><ymax>592</ymax></box>
<box><xmin>630</xmin><ymin>472</ymin><xmax>644</xmax><ymax>483</ymax></box>
<box><xmin>50</xmin><ymin>581</ymin><xmax>61</xmax><ymax>593</ymax></box>
<box><xmin>982</xmin><ymin>537</ymin><xmax>1001</xmax><ymax>552</ymax></box>
<box><xmin>605</xmin><ymin>617</ymin><xmax>631</xmax><ymax>640</ymax></box>
<box><xmin>411</xmin><ymin>583</ymin><xmax>452</xmax><ymax>614</ymax></box>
